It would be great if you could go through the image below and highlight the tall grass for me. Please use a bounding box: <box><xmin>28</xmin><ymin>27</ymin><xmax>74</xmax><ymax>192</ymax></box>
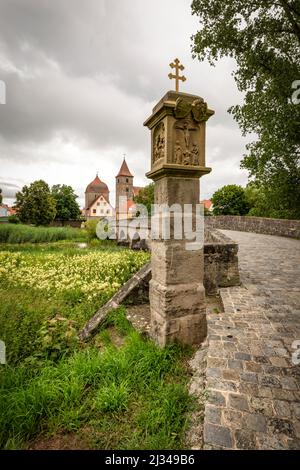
<box><xmin>0</xmin><ymin>310</ymin><xmax>194</xmax><ymax>450</ymax></box>
<box><xmin>0</xmin><ymin>224</ymin><xmax>87</xmax><ymax>244</ymax></box>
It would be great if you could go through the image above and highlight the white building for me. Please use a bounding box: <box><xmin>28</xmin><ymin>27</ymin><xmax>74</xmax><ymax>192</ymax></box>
<box><xmin>86</xmin><ymin>194</ymin><xmax>115</xmax><ymax>219</ymax></box>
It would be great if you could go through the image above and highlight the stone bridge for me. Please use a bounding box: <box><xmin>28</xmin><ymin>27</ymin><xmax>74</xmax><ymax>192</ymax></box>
<box><xmin>203</xmin><ymin>230</ymin><xmax>300</xmax><ymax>450</ymax></box>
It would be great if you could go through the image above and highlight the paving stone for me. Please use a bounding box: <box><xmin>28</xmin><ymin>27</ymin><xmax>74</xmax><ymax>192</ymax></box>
<box><xmin>204</xmin><ymin>423</ymin><xmax>233</xmax><ymax>449</ymax></box>
<box><xmin>243</xmin><ymin>413</ymin><xmax>267</xmax><ymax>433</ymax></box>
<box><xmin>228</xmin><ymin>393</ymin><xmax>249</xmax><ymax>411</ymax></box>
<box><xmin>270</xmin><ymin>356</ymin><xmax>290</xmax><ymax>367</ymax></box>
<box><xmin>201</xmin><ymin>231</ymin><xmax>300</xmax><ymax>450</ymax></box>
<box><xmin>205</xmin><ymin>405</ymin><xmax>222</xmax><ymax>425</ymax></box>
<box><xmin>280</xmin><ymin>377</ymin><xmax>298</xmax><ymax>390</ymax></box>
<box><xmin>235</xmin><ymin>352</ymin><xmax>251</xmax><ymax>361</ymax></box>
<box><xmin>206</xmin><ymin>367</ymin><xmax>223</xmax><ymax>378</ymax></box>
<box><xmin>208</xmin><ymin>390</ymin><xmax>226</xmax><ymax>407</ymax></box>
<box><xmin>245</xmin><ymin>362</ymin><xmax>262</xmax><ymax>373</ymax></box>
<box><xmin>292</xmin><ymin>403</ymin><xmax>300</xmax><ymax>419</ymax></box>
<box><xmin>267</xmin><ymin>418</ymin><xmax>295</xmax><ymax>438</ymax></box>
<box><xmin>240</xmin><ymin>372</ymin><xmax>258</xmax><ymax>384</ymax></box>
<box><xmin>207</xmin><ymin>357</ymin><xmax>227</xmax><ymax>368</ymax></box>
<box><xmin>228</xmin><ymin>359</ymin><xmax>243</xmax><ymax>371</ymax></box>
<box><xmin>293</xmin><ymin>421</ymin><xmax>300</xmax><ymax>439</ymax></box>
<box><xmin>222</xmin><ymin>369</ymin><xmax>239</xmax><ymax>381</ymax></box>
<box><xmin>260</xmin><ymin>375</ymin><xmax>282</xmax><ymax>388</ymax></box>
<box><xmin>222</xmin><ymin>409</ymin><xmax>243</xmax><ymax>428</ymax></box>
<box><xmin>249</xmin><ymin>397</ymin><xmax>274</xmax><ymax>417</ymax></box>
<box><xmin>273</xmin><ymin>400</ymin><xmax>292</xmax><ymax>418</ymax></box>
<box><xmin>234</xmin><ymin>429</ymin><xmax>256</xmax><ymax>450</ymax></box>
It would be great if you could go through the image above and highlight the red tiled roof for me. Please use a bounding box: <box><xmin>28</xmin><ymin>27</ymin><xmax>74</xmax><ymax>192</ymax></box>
<box><xmin>116</xmin><ymin>158</ymin><xmax>133</xmax><ymax>177</ymax></box>
<box><xmin>86</xmin><ymin>174</ymin><xmax>109</xmax><ymax>193</ymax></box>
<box><xmin>201</xmin><ymin>199</ymin><xmax>213</xmax><ymax>210</ymax></box>
<box><xmin>133</xmin><ymin>186</ymin><xmax>143</xmax><ymax>197</ymax></box>
<box><xmin>127</xmin><ymin>199</ymin><xmax>136</xmax><ymax>211</ymax></box>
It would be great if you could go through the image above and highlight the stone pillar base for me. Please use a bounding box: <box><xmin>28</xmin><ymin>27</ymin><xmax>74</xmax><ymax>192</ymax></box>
<box><xmin>149</xmin><ymin>279</ymin><xmax>207</xmax><ymax>346</ymax></box>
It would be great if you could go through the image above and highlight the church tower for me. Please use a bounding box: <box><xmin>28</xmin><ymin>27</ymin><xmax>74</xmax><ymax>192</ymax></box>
<box><xmin>85</xmin><ymin>174</ymin><xmax>109</xmax><ymax>210</ymax></box>
<box><xmin>115</xmin><ymin>157</ymin><xmax>134</xmax><ymax>218</ymax></box>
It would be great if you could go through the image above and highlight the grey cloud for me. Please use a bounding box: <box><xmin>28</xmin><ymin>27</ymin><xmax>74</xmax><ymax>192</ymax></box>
<box><xmin>0</xmin><ymin>0</ymin><xmax>249</xmax><ymax>201</ymax></box>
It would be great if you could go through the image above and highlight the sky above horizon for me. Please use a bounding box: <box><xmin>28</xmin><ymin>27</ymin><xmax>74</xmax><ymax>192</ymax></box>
<box><xmin>0</xmin><ymin>0</ymin><xmax>250</xmax><ymax>208</ymax></box>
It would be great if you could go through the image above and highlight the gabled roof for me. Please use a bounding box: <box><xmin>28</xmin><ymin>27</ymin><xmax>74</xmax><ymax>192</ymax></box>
<box><xmin>116</xmin><ymin>158</ymin><xmax>133</xmax><ymax>177</ymax></box>
<box><xmin>87</xmin><ymin>194</ymin><xmax>114</xmax><ymax>211</ymax></box>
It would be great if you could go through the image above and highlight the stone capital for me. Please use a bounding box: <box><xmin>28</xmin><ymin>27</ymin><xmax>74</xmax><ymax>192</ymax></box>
<box><xmin>144</xmin><ymin>91</ymin><xmax>214</xmax><ymax>180</ymax></box>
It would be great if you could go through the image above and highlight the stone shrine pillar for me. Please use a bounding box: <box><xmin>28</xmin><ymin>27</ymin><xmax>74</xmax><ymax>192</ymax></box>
<box><xmin>144</xmin><ymin>90</ymin><xmax>214</xmax><ymax>346</ymax></box>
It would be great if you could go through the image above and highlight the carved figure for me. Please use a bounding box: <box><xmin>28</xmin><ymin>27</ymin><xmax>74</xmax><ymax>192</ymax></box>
<box><xmin>153</xmin><ymin>123</ymin><xmax>165</xmax><ymax>163</ymax></box>
<box><xmin>191</xmin><ymin>143</ymin><xmax>199</xmax><ymax>165</ymax></box>
<box><xmin>175</xmin><ymin>141</ymin><xmax>182</xmax><ymax>164</ymax></box>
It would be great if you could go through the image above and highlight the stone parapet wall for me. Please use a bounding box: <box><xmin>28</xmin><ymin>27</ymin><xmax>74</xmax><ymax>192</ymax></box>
<box><xmin>204</xmin><ymin>229</ymin><xmax>240</xmax><ymax>295</ymax></box>
<box><xmin>205</xmin><ymin>216</ymin><xmax>300</xmax><ymax>239</ymax></box>
<box><xmin>125</xmin><ymin>229</ymin><xmax>240</xmax><ymax>298</ymax></box>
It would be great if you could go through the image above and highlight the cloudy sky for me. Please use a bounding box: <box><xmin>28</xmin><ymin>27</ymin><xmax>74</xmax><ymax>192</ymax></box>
<box><xmin>0</xmin><ymin>0</ymin><xmax>249</xmax><ymax>208</ymax></box>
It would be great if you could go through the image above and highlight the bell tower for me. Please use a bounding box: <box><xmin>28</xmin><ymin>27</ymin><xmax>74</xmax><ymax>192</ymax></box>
<box><xmin>115</xmin><ymin>157</ymin><xmax>134</xmax><ymax>218</ymax></box>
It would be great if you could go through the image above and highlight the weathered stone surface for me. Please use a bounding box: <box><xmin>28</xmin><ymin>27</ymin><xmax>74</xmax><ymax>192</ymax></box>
<box><xmin>205</xmin><ymin>216</ymin><xmax>300</xmax><ymax>239</ymax></box>
<box><xmin>205</xmin><ymin>405</ymin><xmax>222</xmax><ymax>425</ymax></box>
<box><xmin>202</xmin><ymin>230</ymin><xmax>300</xmax><ymax>449</ymax></box>
<box><xmin>145</xmin><ymin>91</ymin><xmax>214</xmax><ymax>346</ymax></box>
<box><xmin>234</xmin><ymin>429</ymin><xmax>256</xmax><ymax>450</ymax></box>
<box><xmin>228</xmin><ymin>393</ymin><xmax>249</xmax><ymax>412</ymax></box>
<box><xmin>204</xmin><ymin>423</ymin><xmax>233</xmax><ymax>449</ymax></box>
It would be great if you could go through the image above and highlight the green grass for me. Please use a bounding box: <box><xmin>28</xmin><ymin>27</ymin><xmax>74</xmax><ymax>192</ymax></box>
<box><xmin>0</xmin><ymin>223</ymin><xmax>87</xmax><ymax>244</ymax></box>
<box><xmin>0</xmin><ymin>309</ymin><xmax>195</xmax><ymax>450</ymax></box>
<box><xmin>0</xmin><ymin>243</ymin><xmax>149</xmax><ymax>365</ymax></box>
<box><xmin>0</xmin><ymin>241</ymin><xmax>195</xmax><ymax>449</ymax></box>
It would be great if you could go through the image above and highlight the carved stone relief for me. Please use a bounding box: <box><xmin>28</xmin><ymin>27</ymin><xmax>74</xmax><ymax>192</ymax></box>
<box><xmin>153</xmin><ymin>122</ymin><xmax>165</xmax><ymax>164</ymax></box>
<box><xmin>172</xmin><ymin>117</ymin><xmax>200</xmax><ymax>166</ymax></box>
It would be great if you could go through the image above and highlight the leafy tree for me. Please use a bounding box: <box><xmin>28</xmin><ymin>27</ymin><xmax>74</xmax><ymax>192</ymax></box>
<box><xmin>191</xmin><ymin>0</ymin><xmax>300</xmax><ymax>219</ymax></box>
<box><xmin>15</xmin><ymin>180</ymin><xmax>56</xmax><ymax>226</ymax></box>
<box><xmin>51</xmin><ymin>184</ymin><xmax>81</xmax><ymax>221</ymax></box>
<box><xmin>0</xmin><ymin>188</ymin><xmax>2</xmax><ymax>204</ymax></box>
<box><xmin>211</xmin><ymin>184</ymin><xmax>250</xmax><ymax>215</ymax></box>
<box><xmin>134</xmin><ymin>183</ymin><xmax>155</xmax><ymax>215</ymax></box>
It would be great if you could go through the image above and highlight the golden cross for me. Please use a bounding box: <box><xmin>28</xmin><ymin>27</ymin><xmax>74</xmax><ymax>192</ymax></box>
<box><xmin>168</xmin><ymin>58</ymin><xmax>186</xmax><ymax>92</ymax></box>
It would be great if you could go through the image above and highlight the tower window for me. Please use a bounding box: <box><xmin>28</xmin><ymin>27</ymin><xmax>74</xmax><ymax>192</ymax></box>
<box><xmin>93</xmin><ymin>209</ymin><xmax>96</xmax><ymax>214</ymax></box>
<box><xmin>117</xmin><ymin>178</ymin><xmax>119</xmax><ymax>183</ymax></box>
<box><xmin>126</xmin><ymin>187</ymin><xmax>129</xmax><ymax>192</ymax></box>
<box><xmin>126</xmin><ymin>178</ymin><xmax>129</xmax><ymax>183</ymax></box>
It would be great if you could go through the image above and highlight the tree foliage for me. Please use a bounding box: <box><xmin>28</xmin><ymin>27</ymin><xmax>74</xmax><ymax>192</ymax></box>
<box><xmin>15</xmin><ymin>180</ymin><xmax>56</xmax><ymax>226</ymax></box>
<box><xmin>134</xmin><ymin>183</ymin><xmax>155</xmax><ymax>215</ymax></box>
<box><xmin>191</xmin><ymin>0</ymin><xmax>300</xmax><ymax>219</ymax></box>
<box><xmin>212</xmin><ymin>184</ymin><xmax>250</xmax><ymax>215</ymax></box>
<box><xmin>51</xmin><ymin>184</ymin><xmax>81</xmax><ymax>221</ymax></box>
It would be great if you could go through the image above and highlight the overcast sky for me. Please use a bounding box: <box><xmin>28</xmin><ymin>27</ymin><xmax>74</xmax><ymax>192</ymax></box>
<box><xmin>0</xmin><ymin>0</ymin><xmax>249</xmax><ymax>208</ymax></box>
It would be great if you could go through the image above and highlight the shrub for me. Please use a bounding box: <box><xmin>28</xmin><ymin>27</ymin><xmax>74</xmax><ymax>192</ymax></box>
<box><xmin>8</xmin><ymin>215</ymin><xmax>20</xmax><ymax>224</ymax></box>
<box><xmin>85</xmin><ymin>218</ymin><xmax>100</xmax><ymax>240</ymax></box>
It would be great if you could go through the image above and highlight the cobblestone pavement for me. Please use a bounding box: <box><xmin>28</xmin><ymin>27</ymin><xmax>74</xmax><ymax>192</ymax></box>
<box><xmin>204</xmin><ymin>230</ymin><xmax>300</xmax><ymax>450</ymax></box>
